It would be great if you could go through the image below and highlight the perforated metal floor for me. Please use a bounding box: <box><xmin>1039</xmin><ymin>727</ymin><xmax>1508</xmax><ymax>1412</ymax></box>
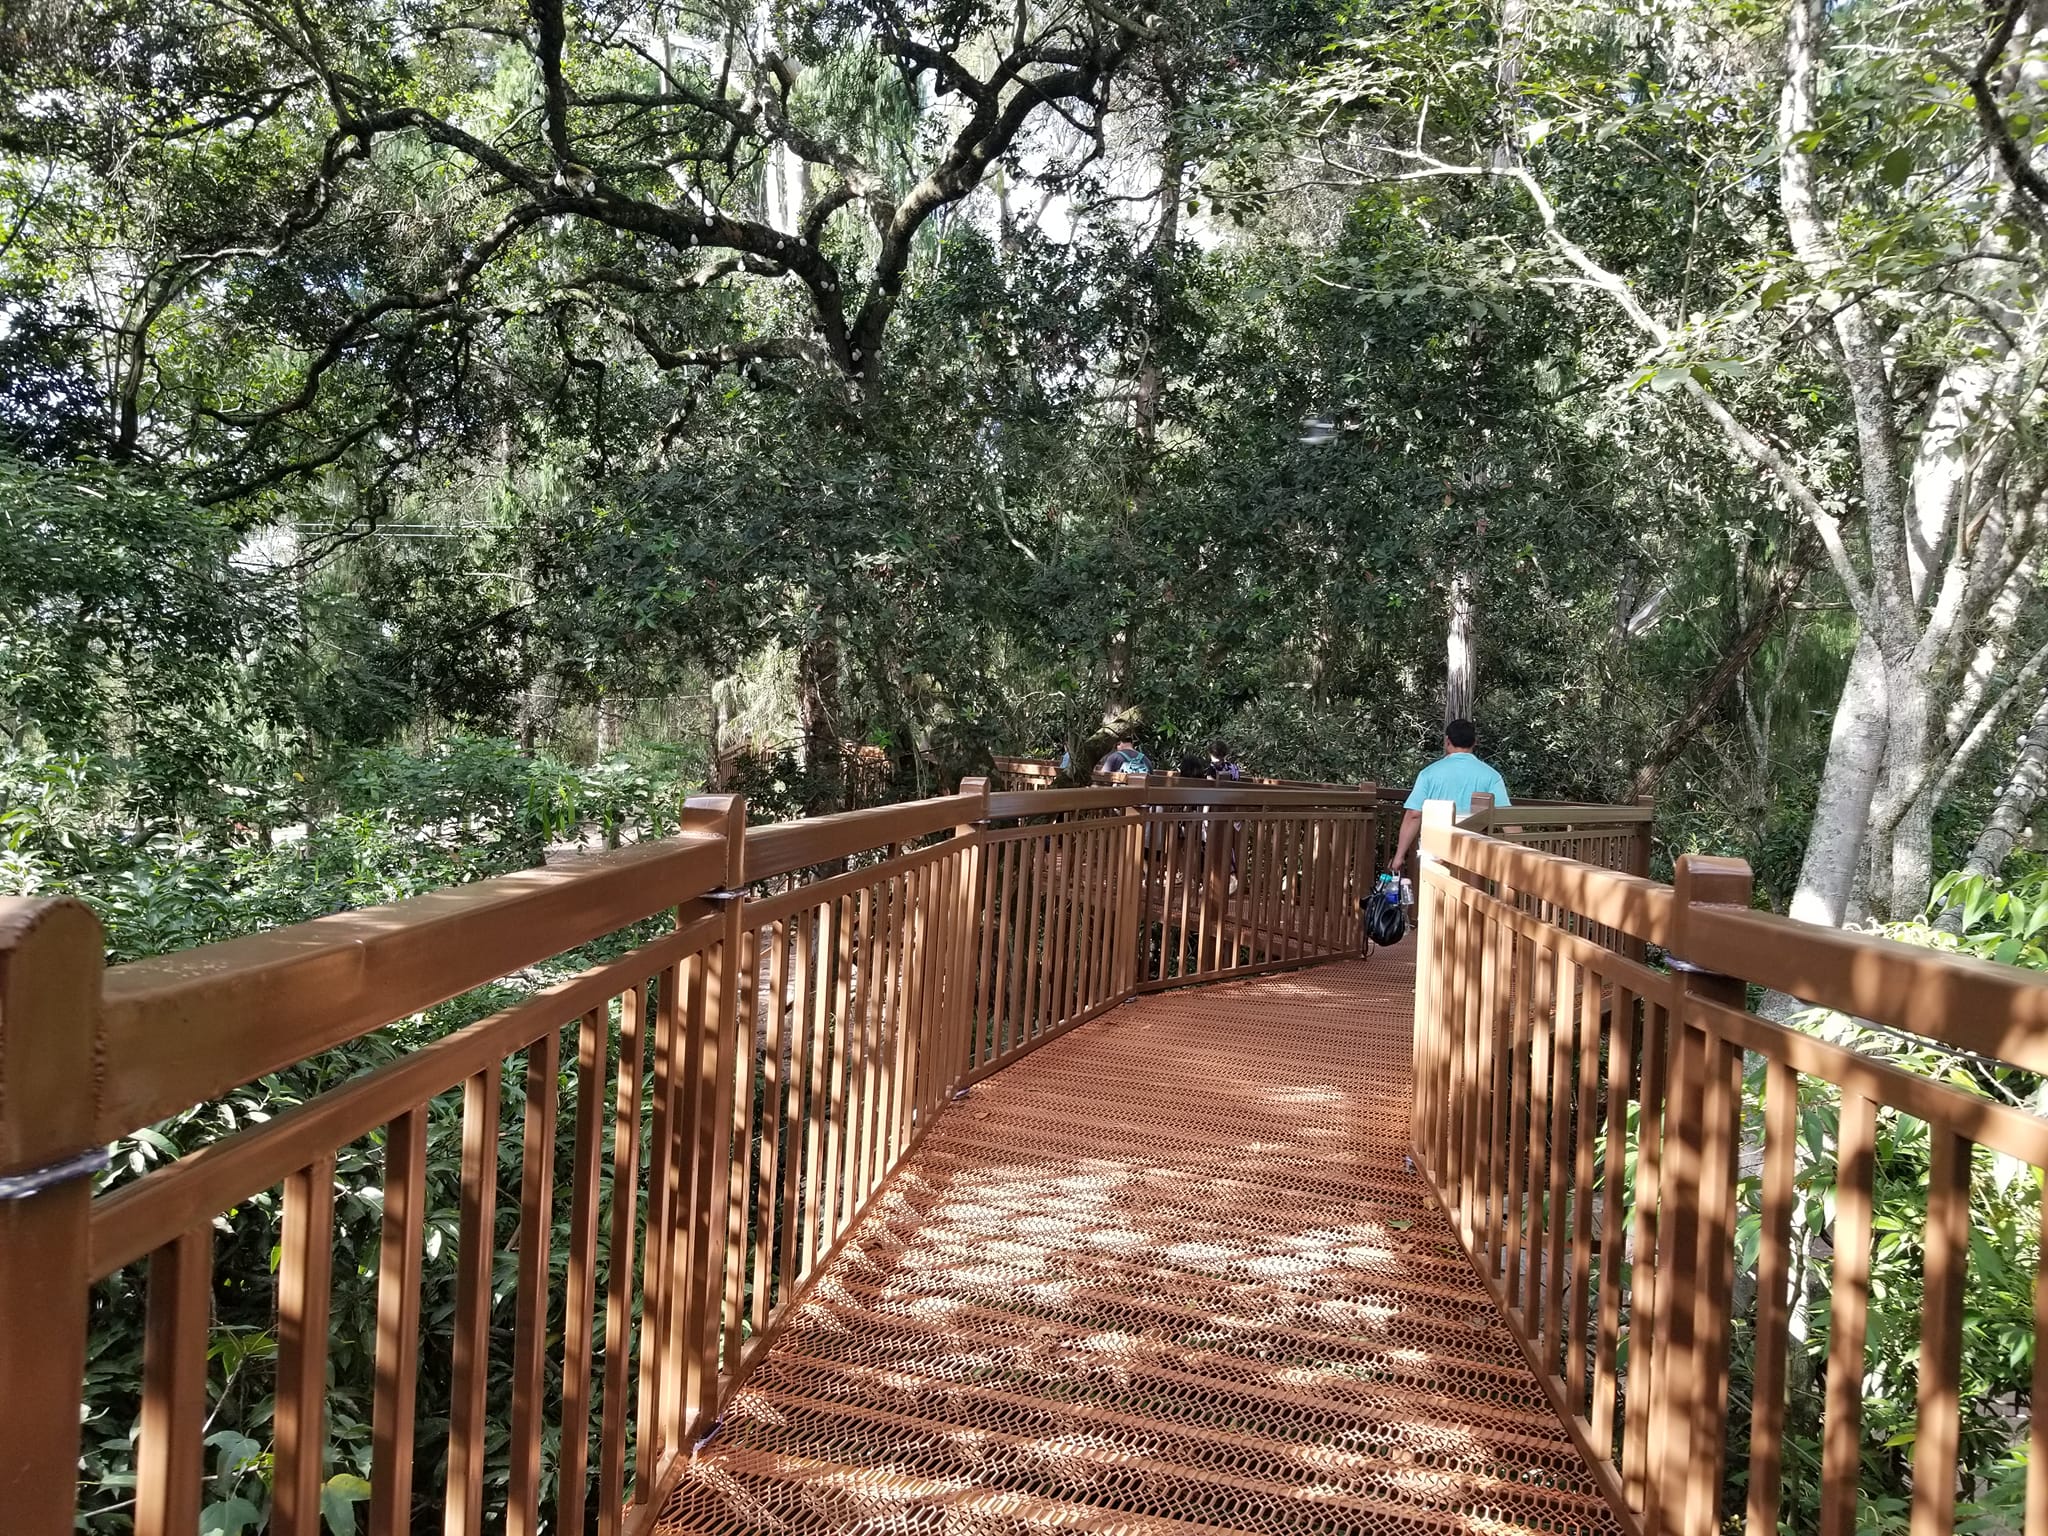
<box><xmin>656</xmin><ymin>954</ymin><xmax>1621</xmax><ymax>1535</ymax></box>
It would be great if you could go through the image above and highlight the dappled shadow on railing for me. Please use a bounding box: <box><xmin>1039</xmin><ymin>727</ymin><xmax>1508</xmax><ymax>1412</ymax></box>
<box><xmin>657</xmin><ymin>956</ymin><xmax>1620</xmax><ymax>1534</ymax></box>
<box><xmin>1413</xmin><ymin>801</ymin><xmax>2048</xmax><ymax>1536</ymax></box>
<box><xmin>1</xmin><ymin>775</ymin><xmax>1405</xmax><ymax>1536</ymax></box>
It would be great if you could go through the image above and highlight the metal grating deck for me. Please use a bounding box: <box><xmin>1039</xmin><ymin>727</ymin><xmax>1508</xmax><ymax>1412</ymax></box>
<box><xmin>656</xmin><ymin>952</ymin><xmax>1621</xmax><ymax>1535</ymax></box>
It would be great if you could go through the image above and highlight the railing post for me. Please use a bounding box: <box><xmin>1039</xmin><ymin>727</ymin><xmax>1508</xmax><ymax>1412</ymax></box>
<box><xmin>1357</xmin><ymin>782</ymin><xmax>1378</xmax><ymax>942</ymax></box>
<box><xmin>1630</xmin><ymin>795</ymin><xmax>1656</xmax><ymax>880</ymax></box>
<box><xmin>1647</xmin><ymin>854</ymin><xmax>1751</xmax><ymax>1536</ymax></box>
<box><xmin>0</xmin><ymin>896</ymin><xmax>105</xmax><ymax>1536</ymax></box>
<box><xmin>1625</xmin><ymin>796</ymin><xmax>1657</xmax><ymax>963</ymax></box>
<box><xmin>1116</xmin><ymin>792</ymin><xmax>1146</xmax><ymax>998</ymax></box>
<box><xmin>677</xmin><ymin>795</ymin><xmax>745</xmax><ymax>1442</ymax></box>
<box><xmin>952</xmin><ymin>778</ymin><xmax>990</xmax><ymax>1090</ymax></box>
<box><xmin>1411</xmin><ymin>802</ymin><xmax>1453</xmax><ymax>1174</ymax></box>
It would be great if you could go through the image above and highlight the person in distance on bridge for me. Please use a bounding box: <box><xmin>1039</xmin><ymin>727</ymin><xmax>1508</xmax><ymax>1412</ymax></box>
<box><xmin>1388</xmin><ymin>718</ymin><xmax>1511</xmax><ymax>872</ymax></box>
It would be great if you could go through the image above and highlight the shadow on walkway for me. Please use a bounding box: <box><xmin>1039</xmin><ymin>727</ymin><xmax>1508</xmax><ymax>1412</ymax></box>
<box><xmin>658</xmin><ymin>951</ymin><xmax>1619</xmax><ymax>1535</ymax></box>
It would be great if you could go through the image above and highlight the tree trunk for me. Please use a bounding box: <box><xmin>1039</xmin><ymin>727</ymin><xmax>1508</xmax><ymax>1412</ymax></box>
<box><xmin>1109</xmin><ymin>131</ymin><xmax>1185</xmax><ymax>722</ymax></box>
<box><xmin>1950</xmin><ymin>688</ymin><xmax>2048</xmax><ymax>893</ymax></box>
<box><xmin>1862</xmin><ymin>654</ymin><xmax>1940</xmax><ymax>920</ymax></box>
<box><xmin>1630</xmin><ymin>546</ymin><xmax>1813</xmax><ymax>798</ymax></box>
<box><xmin>799</xmin><ymin>625</ymin><xmax>842</xmax><ymax>814</ymax></box>
<box><xmin>1446</xmin><ymin>570</ymin><xmax>1476</xmax><ymax>724</ymax></box>
<box><xmin>1789</xmin><ymin>634</ymin><xmax>1888</xmax><ymax>926</ymax></box>
<box><xmin>594</xmin><ymin>692</ymin><xmax>627</xmax><ymax>757</ymax></box>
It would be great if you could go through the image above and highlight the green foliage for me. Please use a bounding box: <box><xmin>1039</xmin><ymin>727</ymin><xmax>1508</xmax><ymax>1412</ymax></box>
<box><xmin>1920</xmin><ymin>865</ymin><xmax>2048</xmax><ymax>971</ymax></box>
<box><xmin>6</xmin><ymin>0</ymin><xmax>2047</xmax><ymax>1521</ymax></box>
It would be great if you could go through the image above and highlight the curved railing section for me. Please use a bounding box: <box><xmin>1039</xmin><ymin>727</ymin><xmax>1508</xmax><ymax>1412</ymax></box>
<box><xmin>0</xmin><ymin>777</ymin><xmax>1387</xmax><ymax>1536</ymax></box>
<box><xmin>1411</xmin><ymin>799</ymin><xmax>2048</xmax><ymax>1536</ymax></box>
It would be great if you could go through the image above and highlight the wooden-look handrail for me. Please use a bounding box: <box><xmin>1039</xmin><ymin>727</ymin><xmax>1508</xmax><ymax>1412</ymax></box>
<box><xmin>742</xmin><ymin>786</ymin><xmax>987</xmax><ymax>880</ymax></box>
<box><xmin>988</xmin><ymin>782</ymin><xmax>1377</xmax><ymax>819</ymax></box>
<box><xmin>98</xmin><ymin>829</ymin><xmax>734</xmax><ymax>1141</ymax></box>
<box><xmin>2</xmin><ymin>774</ymin><xmax>1414</xmax><ymax>1536</ymax></box>
<box><xmin>1412</xmin><ymin>797</ymin><xmax>2048</xmax><ymax>1536</ymax></box>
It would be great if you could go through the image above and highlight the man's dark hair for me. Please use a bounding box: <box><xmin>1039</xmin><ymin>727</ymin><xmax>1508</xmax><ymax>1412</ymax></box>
<box><xmin>1209</xmin><ymin>739</ymin><xmax>1230</xmax><ymax>760</ymax></box>
<box><xmin>1445</xmin><ymin>718</ymin><xmax>1478</xmax><ymax>750</ymax></box>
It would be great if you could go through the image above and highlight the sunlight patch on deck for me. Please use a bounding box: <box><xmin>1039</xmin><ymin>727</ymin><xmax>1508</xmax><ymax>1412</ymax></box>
<box><xmin>656</xmin><ymin>952</ymin><xmax>1621</xmax><ymax>1535</ymax></box>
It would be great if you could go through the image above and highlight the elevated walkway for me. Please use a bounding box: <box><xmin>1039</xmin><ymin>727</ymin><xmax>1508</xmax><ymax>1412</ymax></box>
<box><xmin>10</xmin><ymin>781</ymin><xmax>2037</xmax><ymax>1536</ymax></box>
<box><xmin>661</xmin><ymin>954</ymin><xmax>1617</xmax><ymax>1534</ymax></box>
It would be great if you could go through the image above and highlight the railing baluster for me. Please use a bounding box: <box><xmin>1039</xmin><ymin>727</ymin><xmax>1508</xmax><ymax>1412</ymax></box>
<box><xmin>1477</xmin><ymin>893</ymin><xmax>1504</xmax><ymax>1270</ymax></box>
<box><xmin>853</xmin><ymin>879</ymin><xmax>887</xmax><ymax>1202</ymax></box>
<box><xmin>135</xmin><ymin>1227</ymin><xmax>211</xmax><ymax>1536</ymax></box>
<box><xmin>1065</xmin><ymin>824</ymin><xmax>1091</xmax><ymax>1022</ymax></box>
<box><xmin>755</xmin><ymin>921</ymin><xmax>790</xmax><ymax>1336</ymax></box>
<box><xmin>2028</xmin><ymin>1193</ymin><xmax>2048</xmax><ymax>1535</ymax></box>
<box><xmin>1569</xmin><ymin>963</ymin><xmax>1601</xmax><ymax>1417</ymax></box>
<box><xmin>1744</xmin><ymin>1057</ymin><xmax>1797</xmax><ymax>1534</ymax></box>
<box><xmin>277</xmin><ymin>1153</ymin><xmax>336</xmax><ymax>1536</ymax></box>
<box><xmin>1151</xmin><ymin>810</ymin><xmax>1177</xmax><ymax>983</ymax></box>
<box><xmin>597</xmin><ymin>991</ymin><xmax>644</xmax><ymax>1536</ymax></box>
<box><xmin>1819</xmin><ymin>1092</ymin><xmax>1878</xmax><ymax>1536</ymax></box>
<box><xmin>1592</xmin><ymin>984</ymin><xmax>1635</xmax><ymax>1457</ymax></box>
<box><xmin>1174</xmin><ymin>814</ymin><xmax>1199</xmax><ymax>978</ymax></box>
<box><xmin>897</xmin><ymin>860</ymin><xmax>930</xmax><ymax>1151</ymax></box>
<box><xmin>1009</xmin><ymin>836</ymin><xmax>1036</xmax><ymax>1054</ymax></box>
<box><xmin>1503</xmin><ymin>924</ymin><xmax>1533</xmax><ymax>1316</ymax></box>
<box><xmin>802</xmin><ymin>902</ymin><xmax>834</xmax><ymax>1275</ymax></box>
<box><xmin>1622</xmin><ymin>993</ymin><xmax>1669</xmax><ymax>1508</ymax></box>
<box><xmin>680</xmin><ymin>949</ymin><xmax>717</xmax><ymax>1433</ymax></box>
<box><xmin>509</xmin><ymin>1031</ymin><xmax>561</xmax><ymax>1536</ymax></box>
<box><xmin>705</xmin><ymin>883</ymin><xmax>747</xmax><ymax>1409</ymax></box>
<box><xmin>823</xmin><ymin>891</ymin><xmax>855</xmax><ymax>1250</ymax></box>
<box><xmin>1543</xmin><ymin>954</ymin><xmax>1576</xmax><ymax>1376</ymax></box>
<box><xmin>972</xmin><ymin>839</ymin><xmax>999</xmax><ymax>1067</ymax></box>
<box><xmin>1046</xmin><ymin>825</ymin><xmax>1075</xmax><ymax>1033</ymax></box>
<box><xmin>637</xmin><ymin>968</ymin><xmax>679</xmax><ymax>1484</ymax></box>
<box><xmin>369</xmin><ymin>1105</ymin><xmax>428</xmax><ymax>1536</ymax></box>
<box><xmin>793</xmin><ymin>904</ymin><xmax>825</xmax><ymax>1286</ymax></box>
<box><xmin>558</xmin><ymin>1005</ymin><xmax>608</xmax><ymax>1534</ymax></box>
<box><xmin>870</xmin><ymin>873</ymin><xmax>902</xmax><ymax>1194</ymax></box>
<box><xmin>1523</xmin><ymin>940</ymin><xmax>1557</xmax><ymax>1362</ymax></box>
<box><xmin>449</xmin><ymin>1070</ymin><xmax>506</xmax><ymax>1534</ymax></box>
<box><xmin>722</xmin><ymin>921</ymin><xmax>762</xmax><ymax>1377</ymax></box>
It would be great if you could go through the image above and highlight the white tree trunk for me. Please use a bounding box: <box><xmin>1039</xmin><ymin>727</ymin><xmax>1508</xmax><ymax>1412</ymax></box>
<box><xmin>1956</xmin><ymin>688</ymin><xmax>2048</xmax><ymax>885</ymax></box>
<box><xmin>1447</xmin><ymin>570</ymin><xmax>1476</xmax><ymax>724</ymax></box>
<box><xmin>1866</xmin><ymin>658</ymin><xmax>1936</xmax><ymax>919</ymax></box>
<box><xmin>1790</xmin><ymin>634</ymin><xmax>1888</xmax><ymax>925</ymax></box>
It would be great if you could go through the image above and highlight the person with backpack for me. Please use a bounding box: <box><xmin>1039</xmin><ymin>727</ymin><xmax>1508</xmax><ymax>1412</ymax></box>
<box><xmin>1207</xmin><ymin>740</ymin><xmax>1242</xmax><ymax>780</ymax></box>
<box><xmin>1097</xmin><ymin>738</ymin><xmax>1152</xmax><ymax>775</ymax></box>
<box><xmin>1388</xmin><ymin>717</ymin><xmax>1511</xmax><ymax>872</ymax></box>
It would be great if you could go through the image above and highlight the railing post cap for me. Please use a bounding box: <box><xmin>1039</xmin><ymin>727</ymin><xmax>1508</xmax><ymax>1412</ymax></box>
<box><xmin>1673</xmin><ymin>853</ymin><xmax>1751</xmax><ymax>906</ymax></box>
<box><xmin>681</xmin><ymin>794</ymin><xmax>747</xmax><ymax>889</ymax></box>
<box><xmin>0</xmin><ymin>896</ymin><xmax>105</xmax><ymax>1175</ymax></box>
<box><xmin>1671</xmin><ymin>853</ymin><xmax>1752</xmax><ymax>985</ymax></box>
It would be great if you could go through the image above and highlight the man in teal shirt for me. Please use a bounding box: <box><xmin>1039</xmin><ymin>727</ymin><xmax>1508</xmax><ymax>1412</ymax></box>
<box><xmin>1389</xmin><ymin>718</ymin><xmax>1511</xmax><ymax>870</ymax></box>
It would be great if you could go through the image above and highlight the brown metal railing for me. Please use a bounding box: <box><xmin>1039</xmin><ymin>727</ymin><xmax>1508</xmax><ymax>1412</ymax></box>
<box><xmin>1411</xmin><ymin>799</ymin><xmax>2048</xmax><ymax>1536</ymax></box>
<box><xmin>0</xmin><ymin>777</ymin><xmax>1384</xmax><ymax>1536</ymax></box>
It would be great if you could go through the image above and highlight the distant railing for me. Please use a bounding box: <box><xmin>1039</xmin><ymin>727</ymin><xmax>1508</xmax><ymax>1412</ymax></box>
<box><xmin>0</xmin><ymin>777</ymin><xmax>1391</xmax><ymax>1536</ymax></box>
<box><xmin>1411</xmin><ymin>800</ymin><xmax>2048</xmax><ymax>1536</ymax></box>
<box><xmin>989</xmin><ymin>753</ymin><xmax>1059</xmax><ymax>790</ymax></box>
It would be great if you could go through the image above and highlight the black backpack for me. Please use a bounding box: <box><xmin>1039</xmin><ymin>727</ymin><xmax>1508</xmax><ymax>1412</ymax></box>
<box><xmin>1362</xmin><ymin>888</ymin><xmax>1408</xmax><ymax>950</ymax></box>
